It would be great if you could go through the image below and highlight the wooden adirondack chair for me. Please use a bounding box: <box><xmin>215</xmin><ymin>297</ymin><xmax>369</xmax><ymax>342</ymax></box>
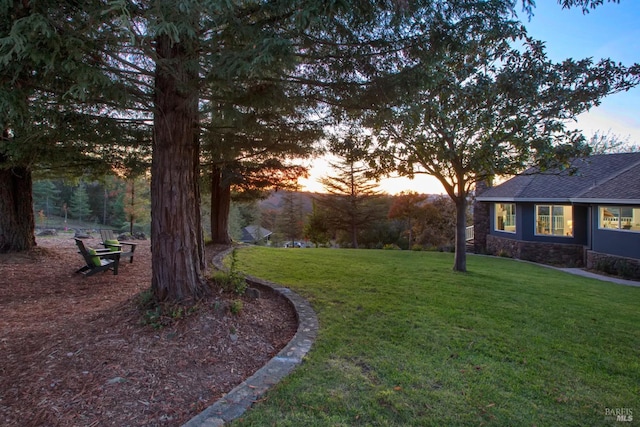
<box><xmin>99</xmin><ymin>229</ymin><xmax>137</xmax><ymax>264</ymax></box>
<box><xmin>75</xmin><ymin>238</ymin><xmax>122</xmax><ymax>276</ymax></box>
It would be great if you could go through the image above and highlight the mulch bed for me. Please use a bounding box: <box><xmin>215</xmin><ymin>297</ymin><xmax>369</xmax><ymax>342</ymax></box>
<box><xmin>0</xmin><ymin>236</ymin><xmax>297</xmax><ymax>426</ymax></box>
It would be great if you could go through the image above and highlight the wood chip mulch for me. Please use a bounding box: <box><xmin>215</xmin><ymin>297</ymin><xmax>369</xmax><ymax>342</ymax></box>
<box><xmin>0</xmin><ymin>236</ymin><xmax>297</xmax><ymax>426</ymax></box>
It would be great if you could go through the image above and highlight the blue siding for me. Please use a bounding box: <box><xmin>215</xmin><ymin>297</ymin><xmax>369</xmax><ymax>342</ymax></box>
<box><xmin>520</xmin><ymin>203</ymin><xmax>588</xmax><ymax>245</ymax></box>
<box><xmin>591</xmin><ymin>208</ymin><xmax>640</xmax><ymax>260</ymax></box>
<box><xmin>488</xmin><ymin>203</ymin><xmax>521</xmax><ymax>241</ymax></box>
<box><xmin>487</xmin><ymin>202</ymin><xmax>639</xmax><ymax>259</ymax></box>
<box><xmin>488</xmin><ymin>203</ymin><xmax>587</xmax><ymax>245</ymax></box>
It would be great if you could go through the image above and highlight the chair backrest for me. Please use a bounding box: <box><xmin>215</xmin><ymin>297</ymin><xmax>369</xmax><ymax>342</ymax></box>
<box><xmin>74</xmin><ymin>238</ymin><xmax>94</xmax><ymax>265</ymax></box>
<box><xmin>100</xmin><ymin>229</ymin><xmax>115</xmax><ymax>242</ymax></box>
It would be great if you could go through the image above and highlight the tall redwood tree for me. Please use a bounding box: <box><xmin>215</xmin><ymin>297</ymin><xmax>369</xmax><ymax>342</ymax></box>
<box><xmin>151</xmin><ymin>33</ymin><xmax>206</xmax><ymax>301</ymax></box>
<box><xmin>0</xmin><ymin>154</ymin><xmax>35</xmax><ymax>252</ymax></box>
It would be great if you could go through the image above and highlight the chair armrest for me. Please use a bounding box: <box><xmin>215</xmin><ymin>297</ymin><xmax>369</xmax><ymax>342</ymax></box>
<box><xmin>99</xmin><ymin>251</ymin><xmax>122</xmax><ymax>260</ymax></box>
<box><xmin>103</xmin><ymin>243</ymin><xmax>123</xmax><ymax>249</ymax></box>
<box><xmin>94</xmin><ymin>248</ymin><xmax>116</xmax><ymax>254</ymax></box>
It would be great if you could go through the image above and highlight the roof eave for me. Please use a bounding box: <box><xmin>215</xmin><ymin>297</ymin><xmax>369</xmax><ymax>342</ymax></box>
<box><xmin>570</xmin><ymin>198</ymin><xmax>640</xmax><ymax>205</ymax></box>
<box><xmin>475</xmin><ymin>197</ymin><xmax>572</xmax><ymax>203</ymax></box>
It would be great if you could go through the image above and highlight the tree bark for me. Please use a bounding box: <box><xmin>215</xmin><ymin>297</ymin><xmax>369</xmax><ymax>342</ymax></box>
<box><xmin>473</xmin><ymin>179</ymin><xmax>491</xmax><ymax>254</ymax></box>
<box><xmin>0</xmin><ymin>163</ymin><xmax>37</xmax><ymax>253</ymax></box>
<box><xmin>453</xmin><ymin>195</ymin><xmax>467</xmax><ymax>272</ymax></box>
<box><xmin>351</xmin><ymin>221</ymin><xmax>359</xmax><ymax>249</ymax></box>
<box><xmin>210</xmin><ymin>166</ymin><xmax>232</xmax><ymax>245</ymax></box>
<box><xmin>151</xmin><ymin>34</ymin><xmax>206</xmax><ymax>302</ymax></box>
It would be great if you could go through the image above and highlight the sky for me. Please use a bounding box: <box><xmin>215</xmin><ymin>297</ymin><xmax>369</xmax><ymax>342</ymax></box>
<box><xmin>298</xmin><ymin>1</ymin><xmax>640</xmax><ymax>195</ymax></box>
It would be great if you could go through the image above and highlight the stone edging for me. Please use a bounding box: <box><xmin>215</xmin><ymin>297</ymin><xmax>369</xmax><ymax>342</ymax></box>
<box><xmin>182</xmin><ymin>247</ymin><xmax>318</xmax><ymax>427</ymax></box>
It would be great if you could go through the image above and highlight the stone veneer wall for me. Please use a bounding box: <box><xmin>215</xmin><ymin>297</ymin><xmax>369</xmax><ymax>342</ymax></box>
<box><xmin>586</xmin><ymin>251</ymin><xmax>640</xmax><ymax>281</ymax></box>
<box><xmin>473</xmin><ymin>201</ymin><xmax>490</xmax><ymax>254</ymax></box>
<box><xmin>486</xmin><ymin>235</ymin><xmax>585</xmax><ymax>267</ymax></box>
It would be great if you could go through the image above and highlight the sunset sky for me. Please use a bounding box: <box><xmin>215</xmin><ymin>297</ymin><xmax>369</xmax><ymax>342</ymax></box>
<box><xmin>299</xmin><ymin>1</ymin><xmax>640</xmax><ymax>195</ymax></box>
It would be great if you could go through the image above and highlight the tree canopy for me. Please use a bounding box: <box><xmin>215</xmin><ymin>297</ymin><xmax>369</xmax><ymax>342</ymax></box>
<box><xmin>358</xmin><ymin>2</ymin><xmax>638</xmax><ymax>271</ymax></box>
<box><xmin>1</xmin><ymin>0</ymin><xmax>638</xmax><ymax>298</ymax></box>
<box><xmin>318</xmin><ymin>132</ymin><xmax>383</xmax><ymax>249</ymax></box>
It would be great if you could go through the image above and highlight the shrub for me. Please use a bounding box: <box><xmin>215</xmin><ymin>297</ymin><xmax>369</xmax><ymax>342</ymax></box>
<box><xmin>136</xmin><ymin>288</ymin><xmax>198</xmax><ymax>329</ymax></box>
<box><xmin>211</xmin><ymin>249</ymin><xmax>247</xmax><ymax>295</ymax></box>
<box><xmin>615</xmin><ymin>259</ymin><xmax>639</xmax><ymax>280</ymax></box>
<box><xmin>230</xmin><ymin>299</ymin><xmax>243</xmax><ymax>315</ymax></box>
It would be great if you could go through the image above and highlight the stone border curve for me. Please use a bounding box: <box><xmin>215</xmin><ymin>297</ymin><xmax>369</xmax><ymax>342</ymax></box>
<box><xmin>183</xmin><ymin>247</ymin><xmax>318</xmax><ymax>427</ymax></box>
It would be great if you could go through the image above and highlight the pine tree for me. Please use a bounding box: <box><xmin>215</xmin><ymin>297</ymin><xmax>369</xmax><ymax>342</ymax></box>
<box><xmin>69</xmin><ymin>183</ymin><xmax>91</xmax><ymax>222</ymax></box>
<box><xmin>304</xmin><ymin>201</ymin><xmax>330</xmax><ymax>248</ymax></box>
<box><xmin>2</xmin><ymin>0</ymin><xmax>634</xmax><ymax>298</ymax></box>
<box><xmin>32</xmin><ymin>180</ymin><xmax>61</xmax><ymax>218</ymax></box>
<box><xmin>318</xmin><ymin>133</ymin><xmax>382</xmax><ymax>249</ymax></box>
<box><xmin>124</xmin><ymin>177</ymin><xmax>150</xmax><ymax>235</ymax></box>
<box><xmin>202</xmin><ymin>76</ymin><xmax>322</xmax><ymax>245</ymax></box>
<box><xmin>276</xmin><ymin>192</ymin><xmax>305</xmax><ymax>246</ymax></box>
<box><xmin>0</xmin><ymin>1</ymin><xmax>151</xmax><ymax>252</ymax></box>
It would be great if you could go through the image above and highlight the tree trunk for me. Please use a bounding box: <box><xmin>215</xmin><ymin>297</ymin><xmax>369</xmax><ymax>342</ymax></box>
<box><xmin>0</xmin><ymin>164</ymin><xmax>37</xmax><ymax>253</ymax></box>
<box><xmin>151</xmin><ymin>34</ymin><xmax>206</xmax><ymax>303</ymax></box>
<box><xmin>351</xmin><ymin>222</ymin><xmax>358</xmax><ymax>249</ymax></box>
<box><xmin>453</xmin><ymin>196</ymin><xmax>467</xmax><ymax>272</ymax></box>
<box><xmin>473</xmin><ymin>179</ymin><xmax>491</xmax><ymax>254</ymax></box>
<box><xmin>350</xmin><ymin>196</ymin><xmax>358</xmax><ymax>249</ymax></box>
<box><xmin>210</xmin><ymin>166</ymin><xmax>232</xmax><ymax>245</ymax></box>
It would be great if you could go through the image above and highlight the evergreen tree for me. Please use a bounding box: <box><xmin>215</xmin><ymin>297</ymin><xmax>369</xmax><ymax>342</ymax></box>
<box><xmin>227</xmin><ymin>203</ymin><xmax>244</xmax><ymax>242</ymax></box>
<box><xmin>202</xmin><ymin>71</ymin><xmax>323</xmax><ymax>245</ymax></box>
<box><xmin>69</xmin><ymin>183</ymin><xmax>91</xmax><ymax>222</ymax></box>
<box><xmin>2</xmin><ymin>0</ymin><xmax>634</xmax><ymax>298</ymax></box>
<box><xmin>102</xmin><ymin>176</ymin><xmax>128</xmax><ymax>228</ymax></box>
<box><xmin>276</xmin><ymin>192</ymin><xmax>305</xmax><ymax>246</ymax></box>
<box><xmin>318</xmin><ymin>133</ymin><xmax>382</xmax><ymax>249</ymax></box>
<box><xmin>304</xmin><ymin>201</ymin><xmax>331</xmax><ymax>248</ymax></box>
<box><xmin>110</xmin><ymin>190</ymin><xmax>127</xmax><ymax>230</ymax></box>
<box><xmin>0</xmin><ymin>1</ymin><xmax>151</xmax><ymax>252</ymax></box>
<box><xmin>124</xmin><ymin>177</ymin><xmax>151</xmax><ymax>235</ymax></box>
<box><xmin>32</xmin><ymin>180</ymin><xmax>61</xmax><ymax>218</ymax></box>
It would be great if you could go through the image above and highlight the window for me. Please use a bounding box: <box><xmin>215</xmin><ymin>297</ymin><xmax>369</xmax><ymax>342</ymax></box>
<box><xmin>599</xmin><ymin>206</ymin><xmax>640</xmax><ymax>232</ymax></box>
<box><xmin>495</xmin><ymin>203</ymin><xmax>516</xmax><ymax>233</ymax></box>
<box><xmin>536</xmin><ymin>205</ymin><xmax>573</xmax><ymax>237</ymax></box>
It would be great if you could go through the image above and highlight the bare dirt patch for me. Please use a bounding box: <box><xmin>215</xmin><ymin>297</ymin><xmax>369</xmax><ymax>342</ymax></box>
<box><xmin>0</xmin><ymin>236</ymin><xmax>297</xmax><ymax>426</ymax></box>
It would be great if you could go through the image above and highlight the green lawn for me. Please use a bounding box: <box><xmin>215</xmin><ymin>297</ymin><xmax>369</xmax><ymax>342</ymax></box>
<box><xmin>231</xmin><ymin>247</ymin><xmax>639</xmax><ymax>426</ymax></box>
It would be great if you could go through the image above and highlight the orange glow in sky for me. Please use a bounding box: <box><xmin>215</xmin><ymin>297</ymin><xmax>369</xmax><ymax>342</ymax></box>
<box><xmin>299</xmin><ymin>2</ymin><xmax>640</xmax><ymax>195</ymax></box>
<box><xmin>297</xmin><ymin>157</ymin><xmax>446</xmax><ymax>195</ymax></box>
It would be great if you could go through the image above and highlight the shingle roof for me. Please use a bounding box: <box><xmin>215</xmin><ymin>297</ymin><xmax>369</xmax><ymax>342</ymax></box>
<box><xmin>241</xmin><ymin>225</ymin><xmax>272</xmax><ymax>242</ymax></box>
<box><xmin>576</xmin><ymin>162</ymin><xmax>640</xmax><ymax>201</ymax></box>
<box><xmin>476</xmin><ymin>153</ymin><xmax>640</xmax><ymax>202</ymax></box>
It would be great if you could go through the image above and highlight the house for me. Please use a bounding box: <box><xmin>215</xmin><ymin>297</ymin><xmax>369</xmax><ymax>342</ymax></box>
<box><xmin>240</xmin><ymin>225</ymin><xmax>272</xmax><ymax>245</ymax></box>
<box><xmin>474</xmin><ymin>153</ymin><xmax>640</xmax><ymax>279</ymax></box>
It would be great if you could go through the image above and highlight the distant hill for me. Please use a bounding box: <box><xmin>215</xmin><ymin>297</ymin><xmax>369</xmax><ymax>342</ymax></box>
<box><xmin>258</xmin><ymin>191</ymin><xmax>317</xmax><ymax>213</ymax></box>
<box><xmin>258</xmin><ymin>190</ymin><xmax>436</xmax><ymax>213</ymax></box>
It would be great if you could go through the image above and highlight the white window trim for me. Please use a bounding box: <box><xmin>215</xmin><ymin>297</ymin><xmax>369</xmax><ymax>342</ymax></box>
<box><xmin>495</xmin><ymin>203</ymin><xmax>516</xmax><ymax>234</ymax></box>
<box><xmin>535</xmin><ymin>205</ymin><xmax>574</xmax><ymax>238</ymax></box>
<box><xmin>598</xmin><ymin>206</ymin><xmax>640</xmax><ymax>233</ymax></box>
